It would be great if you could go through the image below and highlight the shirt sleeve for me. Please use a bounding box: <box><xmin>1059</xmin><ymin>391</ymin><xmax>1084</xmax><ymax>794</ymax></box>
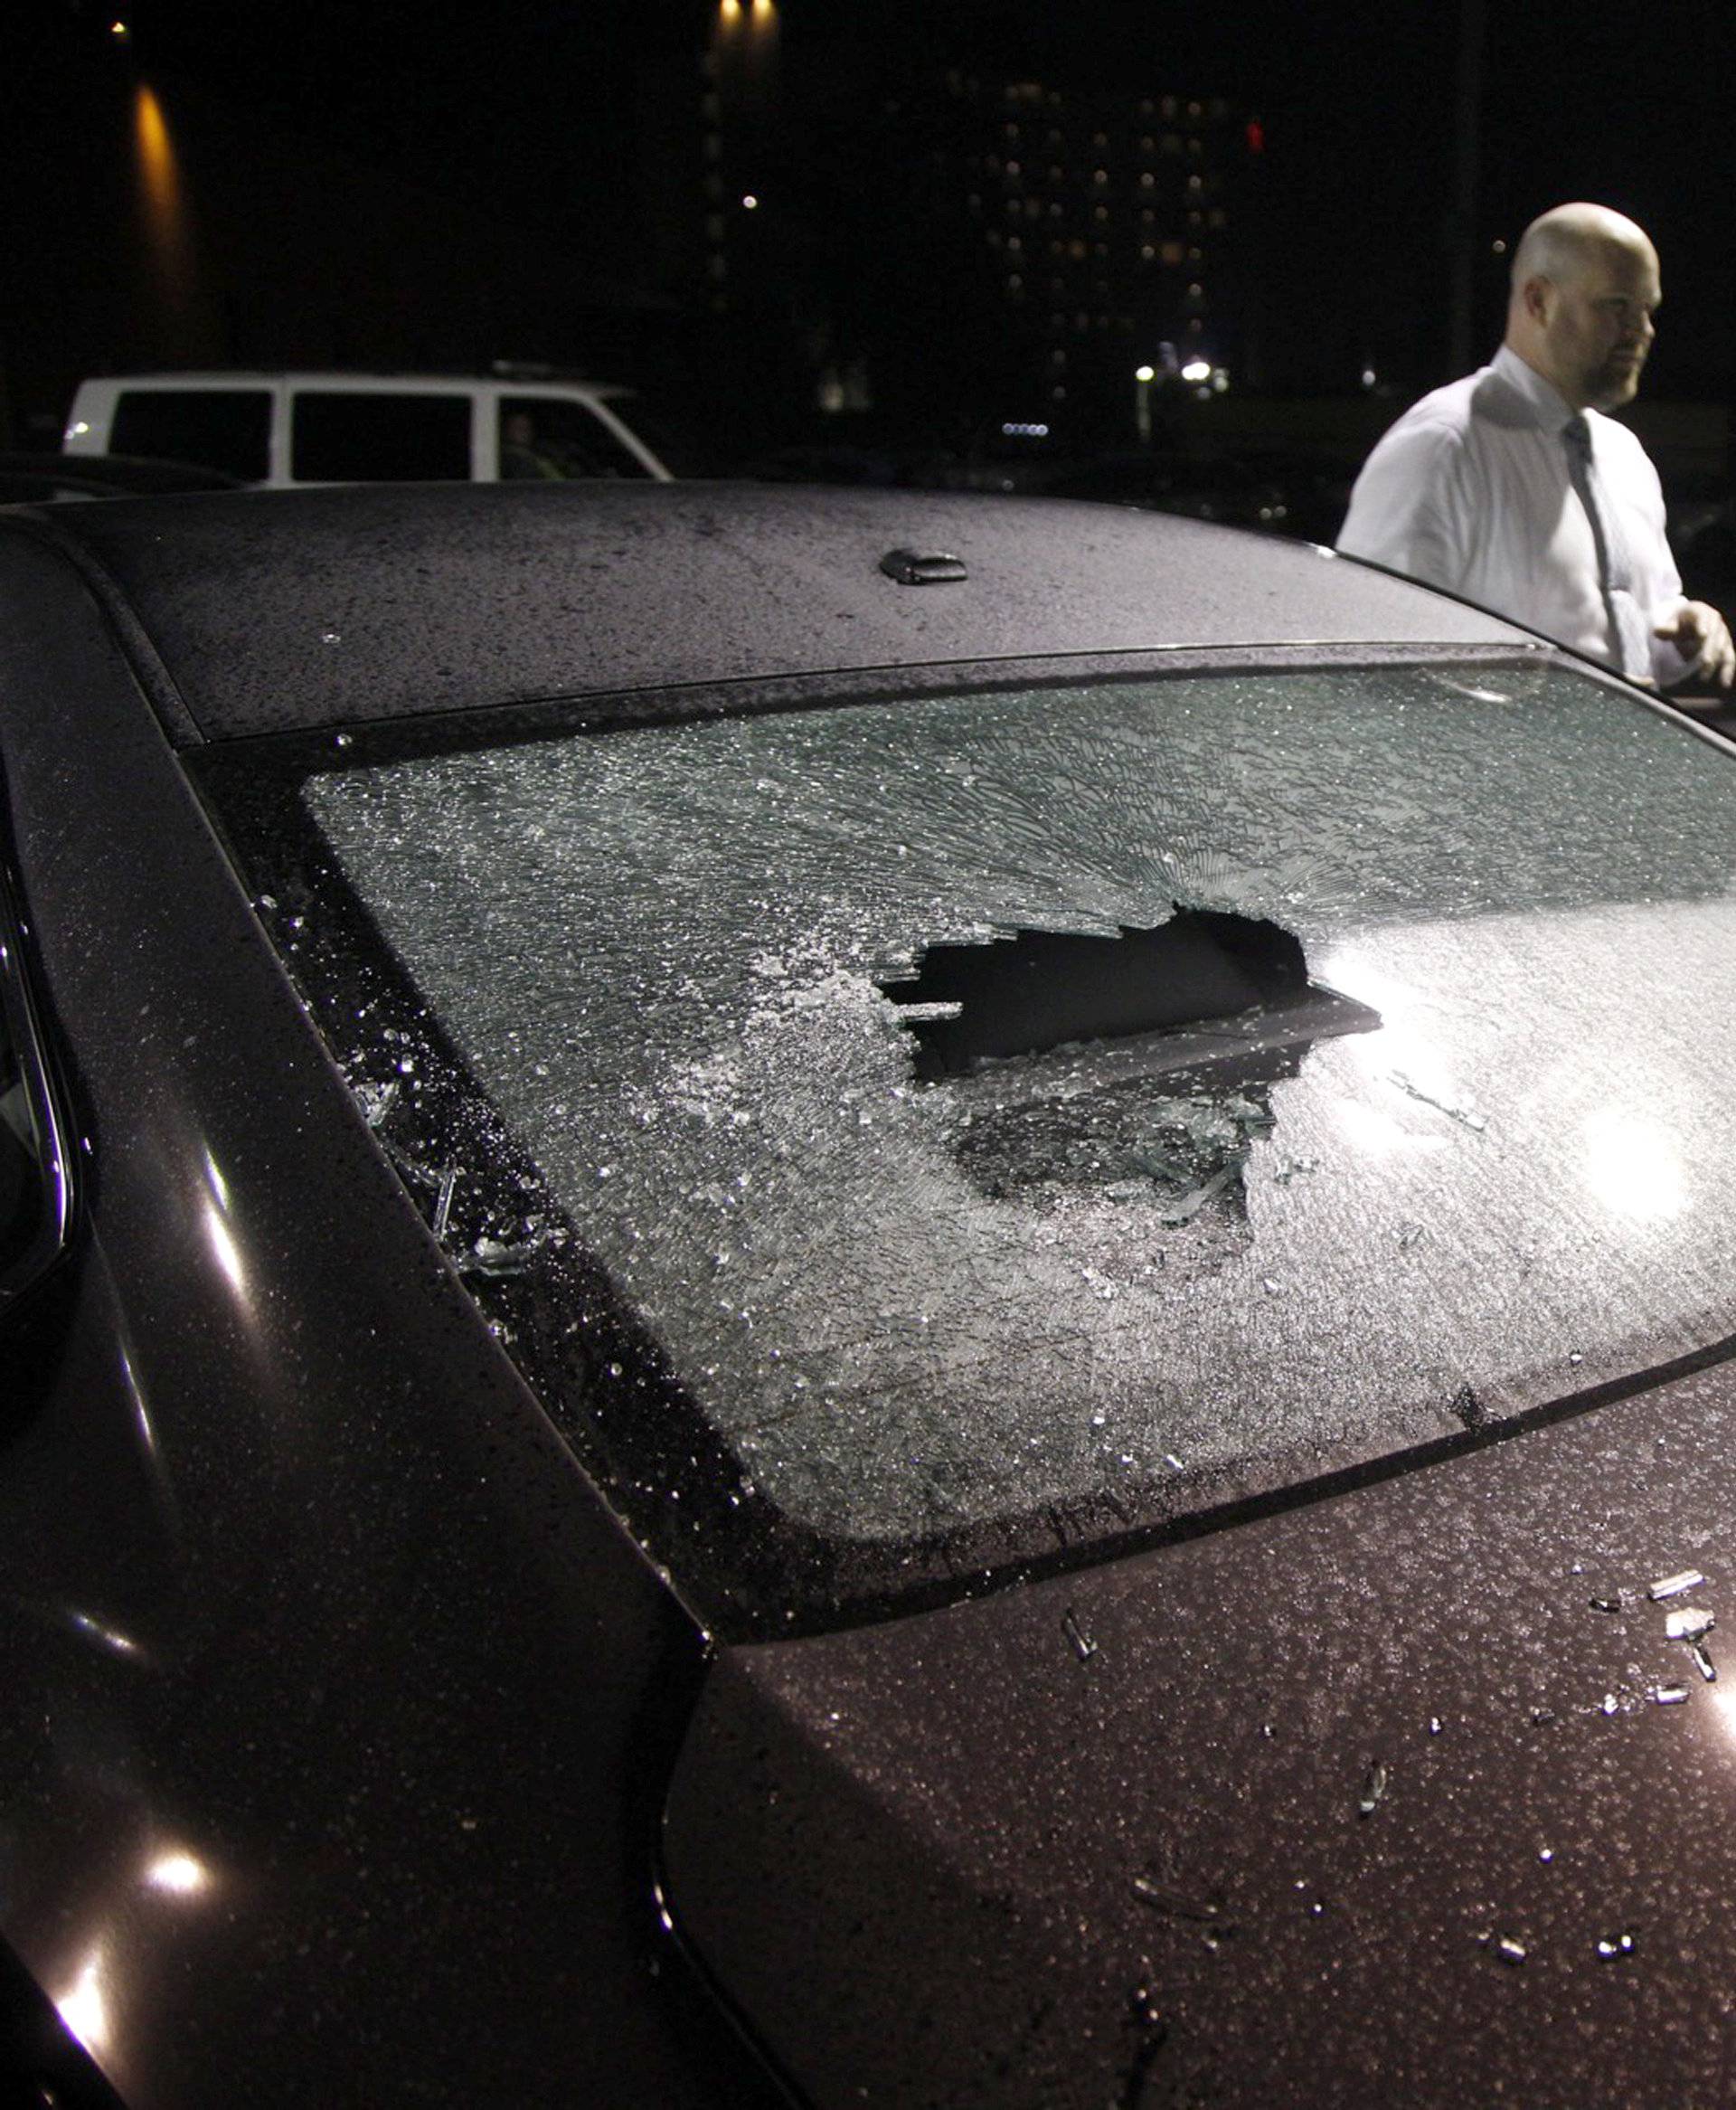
<box><xmin>1336</xmin><ymin>419</ymin><xmax>1471</xmax><ymax>595</ymax></box>
<box><xmin>1623</xmin><ymin>448</ymin><xmax>1692</xmax><ymax>686</ymax></box>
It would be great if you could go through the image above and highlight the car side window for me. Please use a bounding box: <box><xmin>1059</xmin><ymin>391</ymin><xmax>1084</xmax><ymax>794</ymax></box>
<box><xmin>500</xmin><ymin>396</ymin><xmax>652</xmax><ymax>479</ymax></box>
<box><xmin>0</xmin><ymin>869</ymin><xmax>71</xmax><ymax>1307</ymax></box>
<box><xmin>291</xmin><ymin>393</ymin><xmax>472</xmax><ymax>482</ymax></box>
<box><xmin>108</xmin><ymin>389</ymin><xmax>272</xmax><ymax>482</ymax></box>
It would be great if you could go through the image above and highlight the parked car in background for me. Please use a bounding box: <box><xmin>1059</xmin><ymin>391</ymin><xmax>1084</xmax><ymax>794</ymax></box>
<box><xmin>61</xmin><ymin>367</ymin><xmax>675</xmax><ymax>486</ymax></box>
<box><xmin>1673</xmin><ymin>489</ymin><xmax>1736</xmax><ymax>615</ymax></box>
<box><xmin>5</xmin><ymin>482</ymin><xmax>1736</xmax><ymax>2106</ymax></box>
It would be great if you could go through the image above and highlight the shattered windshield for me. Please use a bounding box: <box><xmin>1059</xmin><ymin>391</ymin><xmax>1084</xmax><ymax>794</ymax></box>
<box><xmin>225</xmin><ymin>661</ymin><xmax>1736</xmax><ymax>1624</ymax></box>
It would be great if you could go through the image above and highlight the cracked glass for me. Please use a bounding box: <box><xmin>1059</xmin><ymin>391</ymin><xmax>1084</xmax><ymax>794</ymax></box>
<box><xmin>254</xmin><ymin>662</ymin><xmax>1736</xmax><ymax>1606</ymax></box>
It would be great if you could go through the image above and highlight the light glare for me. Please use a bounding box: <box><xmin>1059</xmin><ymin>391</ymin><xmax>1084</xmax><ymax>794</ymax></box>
<box><xmin>55</xmin><ymin>1951</ymin><xmax>111</xmax><ymax>2056</ymax></box>
<box><xmin>1582</xmin><ymin>1111</ymin><xmax>1684</xmax><ymax>1223</ymax></box>
<box><xmin>146</xmin><ymin>1850</ymin><xmax>211</xmax><ymax>1896</ymax></box>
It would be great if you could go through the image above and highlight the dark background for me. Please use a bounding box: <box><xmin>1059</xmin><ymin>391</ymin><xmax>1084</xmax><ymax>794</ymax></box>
<box><xmin>3</xmin><ymin>0</ymin><xmax>1731</xmax><ymax>483</ymax></box>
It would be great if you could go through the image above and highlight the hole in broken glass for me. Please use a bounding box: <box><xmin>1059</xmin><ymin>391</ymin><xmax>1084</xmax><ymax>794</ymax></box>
<box><xmin>879</xmin><ymin>910</ymin><xmax>1381</xmax><ymax>1219</ymax></box>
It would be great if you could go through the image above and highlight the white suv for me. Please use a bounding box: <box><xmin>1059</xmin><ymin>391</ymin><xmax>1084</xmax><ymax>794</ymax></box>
<box><xmin>62</xmin><ymin>370</ymin><xmax>675</xmax><ymax>486</ymax></box>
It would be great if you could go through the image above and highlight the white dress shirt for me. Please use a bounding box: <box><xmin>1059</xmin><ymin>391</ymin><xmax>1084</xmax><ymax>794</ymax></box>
<box><xmin>1337</xmin><ymin>345</ymin><xmax>1690</xmax><ymax>684</ymax></box>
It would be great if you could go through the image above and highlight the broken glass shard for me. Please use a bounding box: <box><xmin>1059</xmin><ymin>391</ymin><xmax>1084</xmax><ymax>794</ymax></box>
<box><xmin>1452</xmin><ymin>1385</ymin><xmax>1488</xmax><ymax>1433</ymax></box>
<box><xmin>1132</xmin><ymin>1873</ymin><xmax>1222</xmax><ymax>1922</ymax></box>
<box><xmin>1665</xmin><ymin>1606</ymin><xmax>1714</xmax><ymax>1642</ymax></box>
<box><xmin>432</xmin><ymin>1163</ymin><xmax>458</xmax><ymax>1239</ymax></box>
<box><xmin>1358</xmin><ymin>1762</ymin><xmax>1389</xmax><ymax>1816</ymax></box>
<box><xmin>1389</xmin><ymin>1072</ymin><xmax>1488</xmax><ymax>1132</ymax></box>
<box><xmin>1062</xmin><ymin>1609</ymin><xmax>1098</xmax><ymax>1662</ymax></box>
<box><xmin>1650</xmin><ymin>1570</ymin><xmax>1706</xmax><ymax>1602</ymax></box>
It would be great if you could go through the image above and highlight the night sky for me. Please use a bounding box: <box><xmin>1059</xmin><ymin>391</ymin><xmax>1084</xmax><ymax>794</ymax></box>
<box><xmin>8</xmin><ymin>0</ymin><xmax>1736</xmax><ymax>415</ymax></box>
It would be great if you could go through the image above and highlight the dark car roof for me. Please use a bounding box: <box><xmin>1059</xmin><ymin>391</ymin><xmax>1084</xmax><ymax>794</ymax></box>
<box><xmin>0</xmin><ymin>481</ymin><xmax>1531</xmax><ymax>743</ymax></box>
<box><xmin>0</xmin><ymin>449</ymin><xmax>241</xmax><ymax>502</ymax></box>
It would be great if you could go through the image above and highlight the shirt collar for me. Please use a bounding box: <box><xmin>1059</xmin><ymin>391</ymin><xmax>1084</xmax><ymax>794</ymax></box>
<box><xmin>1490</xmin><ymin>343</ymin><xmax>1580</xmax><ymax>435</ymax></box>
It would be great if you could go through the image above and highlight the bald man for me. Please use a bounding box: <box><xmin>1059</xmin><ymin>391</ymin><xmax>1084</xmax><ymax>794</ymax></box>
<box><xmin>1339</xmin><ymin>203</ymin><xmax>1734</xmax><ymax>690</ymax></box>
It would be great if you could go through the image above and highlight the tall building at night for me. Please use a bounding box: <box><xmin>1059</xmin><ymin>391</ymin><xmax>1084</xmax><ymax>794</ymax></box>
<box><xmin>688</xmin><ymin>5</ymin><xmax>1262</xmax><ymax>447</ymax></box>
<box><xmin>928</xmin><ymin>68</ymin><xmax>1257</xmax><ymax>432</ymax></box>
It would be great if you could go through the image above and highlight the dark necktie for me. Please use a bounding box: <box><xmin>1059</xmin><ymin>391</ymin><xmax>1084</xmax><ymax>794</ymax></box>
<box><xmin>1561</xmin><ymin>414</ymin><xmax>1654</xmax><ymax>682</ymax></box>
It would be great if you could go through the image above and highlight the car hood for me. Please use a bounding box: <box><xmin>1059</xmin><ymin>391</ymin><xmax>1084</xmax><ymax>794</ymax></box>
<box><xmin>664</xmin><ymin>1351</ymin><xmax>1736</xmax><ymax>2105</ymax></box>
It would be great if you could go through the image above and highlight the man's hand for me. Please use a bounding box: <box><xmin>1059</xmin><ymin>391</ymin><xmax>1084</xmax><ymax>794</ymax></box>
<box><xmin>1656</xmin><ymin>600</ymin><xmax>1736</xmax><ymax>689</ymax></box>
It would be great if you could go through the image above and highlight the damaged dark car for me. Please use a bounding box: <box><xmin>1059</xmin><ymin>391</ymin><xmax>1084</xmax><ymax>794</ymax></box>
<box><xmin>5</xmin><ymin>482</ymin><xmax>1736</xmax><ymax>2107</ymax></box>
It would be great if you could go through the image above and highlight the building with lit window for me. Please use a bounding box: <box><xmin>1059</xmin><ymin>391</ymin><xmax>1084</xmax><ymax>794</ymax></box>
<box><xmin>691</xmin><ymin>5</ymin><xmax>1262</xmax><ymax>449</ymax></box>
<box><xmin>947</xmin><ymin>72</ymin><xmax>1255</xmax><ymax>427</ymax></box>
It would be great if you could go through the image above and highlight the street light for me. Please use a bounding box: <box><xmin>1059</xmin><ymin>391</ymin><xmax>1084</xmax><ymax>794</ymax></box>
<box><xmin>1134</xmin><ymin>364</ymin><xmax>1156</xmax><ymax>445</ymax></box>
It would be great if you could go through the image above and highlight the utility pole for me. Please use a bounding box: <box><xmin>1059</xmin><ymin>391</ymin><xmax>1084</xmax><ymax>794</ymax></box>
<box><xmin>1446</xmin><ymin>0</ymin><xmax>1486</xmax><ymax>378</ymax></box>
